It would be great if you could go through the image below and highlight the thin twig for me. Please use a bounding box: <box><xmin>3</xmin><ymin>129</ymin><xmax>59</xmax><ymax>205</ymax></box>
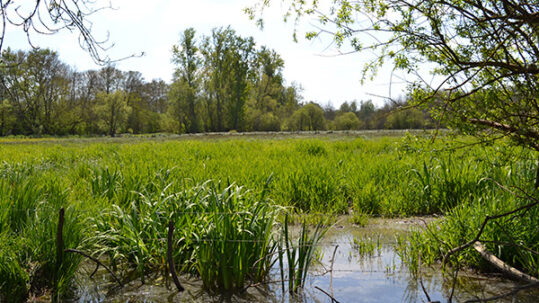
<box><xmin>448</xmin><ymin>260</ymin><xmax>460</xmax><ymax>303</ymax></box>
<box><xmin>329</xmin><ymin>245</ymin><xmax>338</xmax><ymax>298</ymax></box>
<box><xmin>64</xmin><ymin>249</ymin><xmax>123</xmax><ymax>287</ymax></box>
<box><xmin>315</xmin><ymin>286</ymin><xmax>341</xmax><ymax>303</ymax></box>
<box><xmin>418</xmin><ymin>251</ymin><xmax>432</xmax><ymax>302</ymax></box>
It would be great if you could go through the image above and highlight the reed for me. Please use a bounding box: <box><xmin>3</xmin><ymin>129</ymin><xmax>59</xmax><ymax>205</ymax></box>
<box><xmin>352</xmin><ymin>234</ymin><xmax>382</xmax><ymax>257</ymax></box>
<box><xmin>1</xmin><ymin>133</ymin><xmax>535</xmax><ymax>299</ymax></box>
<box><xmin>279</xmin><ymin>214</ymin><xmax>326</xmax><ymax>294</ymax></box>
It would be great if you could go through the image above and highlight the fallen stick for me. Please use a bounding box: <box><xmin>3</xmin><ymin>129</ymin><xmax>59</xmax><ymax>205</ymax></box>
<box><xmin>64</xmin><ymin>249</ymin><xmax>123</xmax><ymax>287</ymax></box>
<box><xmin>473</xmin><ymin>241</ymin><xmax>539</xmax><ymax>283</ymax></box>
<box><xmin>315</xmin><ymin>286</ymin><xmax>340</xmax><ymax>303</ymax></box>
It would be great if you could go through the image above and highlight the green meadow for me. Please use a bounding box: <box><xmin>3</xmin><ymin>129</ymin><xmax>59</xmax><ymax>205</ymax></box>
<box><xmin>0</xmin><ymin>132</ymin><xmax>537</xmax><ymax>301</ymax></box>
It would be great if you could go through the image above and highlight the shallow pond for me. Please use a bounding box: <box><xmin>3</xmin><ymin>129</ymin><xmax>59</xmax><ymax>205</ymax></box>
<box><xmin>74</xmin><ymin>218</ymin><xmax>538</xmax><ymax>302</ymax></box>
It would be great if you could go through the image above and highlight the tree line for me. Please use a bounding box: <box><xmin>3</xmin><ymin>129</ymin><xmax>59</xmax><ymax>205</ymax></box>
<box><xmin>0</xmin><ymin>27</ymin><xmax>434</xmax><ymax>137</ymax></box>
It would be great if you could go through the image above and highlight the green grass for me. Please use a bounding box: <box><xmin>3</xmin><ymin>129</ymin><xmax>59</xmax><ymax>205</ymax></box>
<box><xmin>0</xmin><ymin>132</ymin><xmax>537</xmax><ymax>299</ymax></box>
<box><xmin>352</xmin><ymin>234</ymin><xmax>382</xmax><ymax>257</ymax></box>
<box><xmin>90</xmin><ymin>180</ymin><xmax>278</xmax><ymax>291</ymax></box>
<box><xmin>280</xmin><ymin>214</ymin><xmax>327</xmax><ymax>294</ymax></box>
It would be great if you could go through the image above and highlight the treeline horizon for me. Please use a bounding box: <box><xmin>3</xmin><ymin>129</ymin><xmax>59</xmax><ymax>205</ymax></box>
<box><xmin>0</xmin><ymin>27</ymin><xmax>436</xmax><ymax>137</ymax></box>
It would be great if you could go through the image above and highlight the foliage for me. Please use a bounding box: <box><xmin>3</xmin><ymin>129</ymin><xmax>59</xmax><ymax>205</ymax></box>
<box><xmin>0</xmin><ymin>168</ymin><xmax>84</xmax><ymax>301</ymax></box>
<box><xmin>397</xmin><ymin>191</ymin><xmax>539</xmax><ymax>277</ymax></box>
<box><xmin>95</xmin><ymin>91</ymin><xmax>131</xmax><ymax>136</ymax></box>
<box><xmin>280</xmin><ymin>215</ymin><xmax>326</xmax><ymax>293</ymax></box>
<box><xmin>0</xmin><ymin>44</ymin><xmax>437</xmax><ymax>136</ymax></box>
<box><xmin>248</xmin><ymin>0</ymin><xmax>539</xmax><ymax>152</ymax></box>
<box><xmin>171</xmin><ymin>28</ymin><xmax>202</xmax><ymax>134</ymax></box>
<box><xmin>285</xmin><ymin>103</ymin><xmax>326</xmax><ymax>131</ymax></box>
<box><xmin>90</xmin><ymin>180</ymin><xmax>278</xmax><ymax>291</ymax></box>
<box><xmin>384</xmin><ymin>108</ymin><xmax>430</xmax><ymax>130</ymax></box>
<box><xmin>352</xmin><ymin>234</ymin><xmax>382</xmax><ymax>257</ymax></box>
<box><xmin>334</xmin><ymin>112</ymin><xmax>361</xmax><ymax>130</ymax></box>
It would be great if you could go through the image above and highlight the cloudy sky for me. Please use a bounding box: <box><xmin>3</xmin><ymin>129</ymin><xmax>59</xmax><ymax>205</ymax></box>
<box><xmin>4</xmin><ymin>0</ymin><xmax>409</xmax><ymax>107</ymax></box>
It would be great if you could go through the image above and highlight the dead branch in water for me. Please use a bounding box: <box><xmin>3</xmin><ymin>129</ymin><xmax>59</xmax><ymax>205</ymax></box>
<box><xmin>64</xmin><ymin>248</ymin><xmax>123</xmax><ymax>287</ymax></box>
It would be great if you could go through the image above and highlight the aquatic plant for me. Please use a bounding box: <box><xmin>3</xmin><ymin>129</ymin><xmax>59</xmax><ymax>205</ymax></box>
<box><xmin>279</xmin><ymin>214</ymin><xmax>327</xmax><ymax>294</ymax></box>
<box><xmin>352</xmin><ymin>234</ymin><xmax>382</xmax><ymax>257</ymax></box>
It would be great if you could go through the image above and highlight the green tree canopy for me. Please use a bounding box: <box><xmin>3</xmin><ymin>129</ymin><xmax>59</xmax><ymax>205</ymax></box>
<box><xmin>335</xmin><ymin>112</ymin><xmax>361</xmax><ymax>130</ymax></box>
<box><xmin>286</xmin><ymin>103</ymin><xmax>326</xmax><ymax>131</ymax></box>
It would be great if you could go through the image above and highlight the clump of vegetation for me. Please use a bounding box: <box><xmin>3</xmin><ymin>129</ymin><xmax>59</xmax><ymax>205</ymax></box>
<box><xmin>396</xmin><ymin>153</ymin><xmax>539</xmax><ymax>277</ymax></box>
<box><xmin>352</xmin><ymin>234</ymin><xmax>382</xmax><ymax>257</ymax></box>
<box><xmin>349</xmin><ymin>211</ymin><xmax>369</xmax><ymax>227</ymax></box>
<box><xmin>0</xmin><ymin>167</ymin><xmax>84</xmax><ymax>301</ymax></box>
<box><xmin>91</xmin><ymin>181</ymin><xmax>278</xmax><ymax>291</ymax></box>
<box><xmin>397</xmin><ymin>192</ymin><xmax>539</xmax><ymax>277</ymax></box>
<box><xmin>279</xmin><ymin>215</ymin><xmax>327</xmax><ymax>294</ymax></box>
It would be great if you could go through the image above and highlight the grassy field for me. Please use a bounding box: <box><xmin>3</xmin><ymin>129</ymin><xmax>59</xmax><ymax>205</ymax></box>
<box><xmin>0</xmin><ymin>131</ymin><xmax>537</xmax><ymax>301</ymax></box>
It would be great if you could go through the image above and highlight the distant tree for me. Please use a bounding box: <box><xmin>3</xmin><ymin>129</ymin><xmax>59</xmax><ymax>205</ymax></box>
<box><xmin>384</xmin><ymin>108</ymin><xmax>425</xmax><ymax>130</ymax></box>
<box><xmin>201</xmin><ymin>28</ymin><xmax>233</xmax><ymax>131</ymax></box>
<box><xmin>286</xmin><ymin>103</ymin><xmax>326</xmax><ymax>131</ymax></box>
<box><xmin>277</xmin><ymin>82</ymin><xmax>303</xmax><ymax>120</ymax></box>
<box><xmin>74</xmin><ymin>70</ymin><xmax>101</xmax><ymax>134</ymax></box>
<box><xmin>143</xmin><ymin>80</ymin><xmax>169</xmax><ymax>114</ymax></box>
<box><xmin>98</xmin><ymin>66</ymin><xmax>124</xmax><ymax>94</ymax></box>
<box><xmin>225</xmin><ymin>33</ymin><xmax>255</xmax><ymax>131</ymax></box>
<box><xmin>357</xmin><ymin>100</ymin><xmax>376</xmax><ymax>129</ymax></box>
<box><xmin>339</xmin><ymin>101</ymin><xmax>358</xmax><ymax>114</ymax></box>
<box><xmin>322</xmin><ymin>102</ymin><xmax>336</xmax><ymax>121</ymax></box>
<box><xmin>247</xmin><ymin>47</ymin><xmax>286</xmax><ymax>131</ymax></box>
<box><xmin>123</xmin><ymin>71</ymin><xmax>146</xmax><ymax>133</ymax></box>
<box><xmin>200</xmin><ymin>27</ymin><xmax>256</xmax><ymax>132</ymax></box>
<box><xmin>172</xmin><ymin>28</ymin><xmax>202</xmax><ymax>133</ymax></box>
<box><xmin>0</xmin><ymin>99</ymin><xmax>14</xmax><ymax>135</ymax></box>
<box><xmin>95</xmin><ymin>90</ymin><xmax>131</xmax><ymax>137</ymax></box>
<box><xmin>0</xmin><ymin>48</ymin><xmax>71</xmax><ymax>134</ymax></box>
<box><xmin>335</xmin><ymin>112</ymin><xmax>361</xmax><ymax>130</ymax></box>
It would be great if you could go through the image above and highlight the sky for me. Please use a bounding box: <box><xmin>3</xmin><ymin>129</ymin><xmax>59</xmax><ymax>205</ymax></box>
<box><xmin>4</xmin><ymin>0</ymin><xmax>410</xmax><ymax>108</ymax></box>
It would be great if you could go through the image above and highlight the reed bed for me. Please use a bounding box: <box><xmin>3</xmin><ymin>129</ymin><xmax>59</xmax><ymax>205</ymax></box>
<box><xmin>0</xmin><ymin>133</ymin><xmax>536</xmax><ymax>300</ymax></box>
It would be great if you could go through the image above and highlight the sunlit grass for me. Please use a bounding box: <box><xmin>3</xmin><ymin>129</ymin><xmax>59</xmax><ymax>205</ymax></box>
<box><xmin>0</xmin><ymin>133</ymin><xmax>536</xmax><ymax>300</ymax></box>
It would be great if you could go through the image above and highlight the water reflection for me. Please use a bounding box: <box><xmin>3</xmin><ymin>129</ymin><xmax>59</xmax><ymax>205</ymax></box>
<box><xmin>75</xmin><ymin>218</ymin><xmax>538</xmax><ymax>302</ymax></box>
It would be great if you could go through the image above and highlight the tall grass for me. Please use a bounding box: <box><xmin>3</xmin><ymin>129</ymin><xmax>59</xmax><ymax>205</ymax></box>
<box><xmin>397</xmin><ymin>153</ymin><xmax>539</xmax><ymax>277</ymax></box>
<box><xmin>0</xmin><ymin>165</ymin><xmax>84</xmax><ymax>301</ymax></box>
<box><xmin>90</xmin><ymin>180</ymin><xmax>278</xmax><ymax>291</ymax></box>
<box><xmin>1</xmin><ymin>134</ymin><xmax>517</xmax><ymax>217</ymax></box>
<box><xmin>279</xmin><ymin>214</ymin><xmax>326</xmax><ymax>294</ymax></box>
<box><xmin>1</xmin><ymin>133</ymin><xmax>536</xmax><ymax>299</ymax></box>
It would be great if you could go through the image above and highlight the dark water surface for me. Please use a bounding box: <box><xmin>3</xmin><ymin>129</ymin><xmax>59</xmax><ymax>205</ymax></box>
<box><xmin>75</xmin><ymin>218</ymin><xmax>538</xmax><ymax>302</ymax></box>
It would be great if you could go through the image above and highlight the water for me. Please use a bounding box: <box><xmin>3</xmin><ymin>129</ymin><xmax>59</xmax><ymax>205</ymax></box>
<box><xmin>74</xmin><ymin>218</ymin><xmax>538</xmax><ymax>302</ymax></box>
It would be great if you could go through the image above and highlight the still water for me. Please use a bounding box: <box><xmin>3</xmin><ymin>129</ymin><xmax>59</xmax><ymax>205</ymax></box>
<box><xmin>75</xmin><ymin>218</ymin><xmax>538</xmax><ymax>302</ymax></box>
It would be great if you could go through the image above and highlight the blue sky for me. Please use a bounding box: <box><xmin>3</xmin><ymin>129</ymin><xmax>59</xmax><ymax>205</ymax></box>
<box><xmin>4</xmin><ymin>0</ymin><xmax>409</xmax><ymax>107</ymax></box>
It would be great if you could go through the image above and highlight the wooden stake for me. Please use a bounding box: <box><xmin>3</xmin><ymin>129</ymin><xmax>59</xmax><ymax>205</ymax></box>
<box><xmin>53</xmin><ymin>208</ymin><xmax>65</xmax><ymax>303</ymax></box>
<box><xmin>167</xmin><ymin>219</ymin><xmax>184</xmax><ymax>292</ymax></box>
